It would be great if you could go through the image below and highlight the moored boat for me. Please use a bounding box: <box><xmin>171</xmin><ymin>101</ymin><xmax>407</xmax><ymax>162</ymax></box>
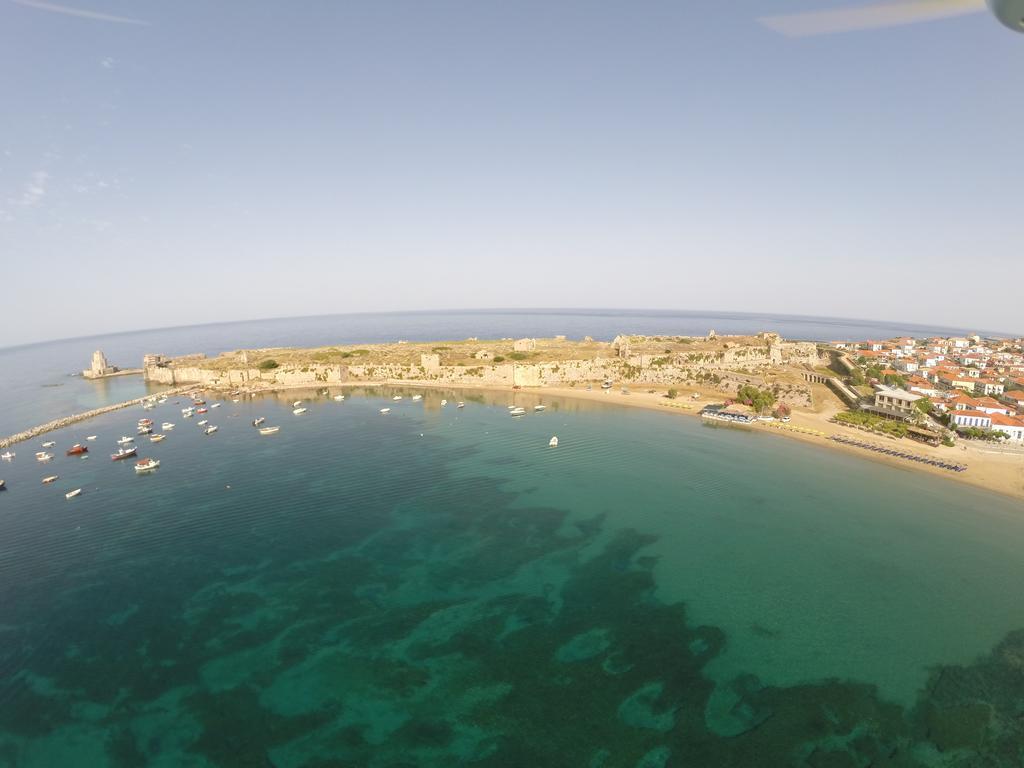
<box><xmin>42</xmin><ymin>475</ymin><xmax>59</xmax><ymax>484</ymax></box>
<box><xmin>0</xmin><ymin>479</ymin><xmax>5</xmax><ymax>490</ymax></box>
<box><xmin>204</xmin><ymin>425</ymin><xmax>218</xmax><ymax>435</ymax></box>
<box><xmin>36</xmin><ymin>451</ymin><xmax>53</xmax><ymax>462</ymax></box>
<box><xmin>197</xmin><ymin>419</ymin><xmax>208</xmax><ymax>426</ymax></box>
<box><xmin>441</xmin><ymin>399</ymin><xmax>447</xmax><ymax>406</ymax></box>
<box><xmin>66</xmin><ymin>444</ymin><xmax>88</xmax><ymax>456</ymax></box>
<box><xmin>333</xmin><ymin>395</ymin><xmax>345</xmax><ymax>401</ymax></box>
<box><xmin>1</xmin><ymin>451</ymin><xmax>14</xmax><ymax>460</ymax></box>
<box><xmin>253</xmin><ymin>417</ymin><xmax>266</xmax><ymax>427</ymax></box>
<box><xmin>42</xmin><ymin>441</ymin><xmax>55</xmax><ymax>448</ymax></box>
<box><xmin>259</xmin><ymin>426</ymin><xmax>280</xmax><ymax>435</ymax></box>
<box><xmin>137</xmin><ymin>426</ymin><xmax>153</xmax><ymax>435</ymax></box>
<box><xmin>65</xmin><ymin>488</ymin><xmax>82</xmax><ymax>499</ymax></box>
<box><xmin>510</xmin><ymin>407</ymin><xmax>526</xmax><ymax>416</ymax></box>
<box><xmin>149</xmin><ymin>434</ymin><xmax>166</xmax><ymax>442</ymax></box>
<box><xmin>196</xmin><ymin>407</ymin><xmax>208</xmax><ymax>414</ymax></box>
<box><xmin>456</xmin><ymin>402</ymin><xmax>465</xmax><ymax>408</ymax></box>
<box><xmin>549</xmin><ymin>436</ymin><xmax>559</xmax><ymax>447</ymax></box>
<box><xmin>392</xmin><ymin>395</ymin><xmax>402</xmax><ymax>401</ymax></box>
<box><xmin>210</xmin><ymin>403</ymin><xmax>221</xmax><ymax>409</ymax></box>
<box><xmin>534</xmin><ymin>405</ymin><xmax>546</xmax><ymax>412</ymax></box>
<box><xmin>293</xmin><ymin>400</ymin><xmax>302</xmax><ymax>408</ymax></box>
<box><xmin>412</xmin><ymin>394</ymin><xmax>422</xmax><ymax>401</ymax></box>
<box><xmin>380</xmin><ymin>407</ymin><xmax>391</xmax><ymax>414</ymax></box>
<box><xmin>162</xmin><ymin>422</ymin><xmax>175</xmax><ymax>430</ymax></box>
<box><xmin>86</xmin><ymin>435</ymin><xmax>98</xmax><ymax>441</ymax></box>
<box><xmin>134</xmin><ymin>458</ymin><xmax>160</xmax><ymax>472</ymax></box>
<box><xmin>292</xmin><ymin>407</ymin><xmax>307</xmax><ymax>415</ymax></box>
<box><xmin>117</xmin><ymin>436</ymin><xmax>134</xmax><ymax>445</ymax></box>
<box><xmin>111</xmin><ymin>446</ymin><xmax>138</xmax><ymax>460</ymax></box>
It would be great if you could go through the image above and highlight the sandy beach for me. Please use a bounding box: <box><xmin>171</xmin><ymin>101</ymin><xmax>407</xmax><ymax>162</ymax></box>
<box><xmin>214</xmin><ymin>378</ymin><xmax>1024</xmax><ymax>503</ymax></box>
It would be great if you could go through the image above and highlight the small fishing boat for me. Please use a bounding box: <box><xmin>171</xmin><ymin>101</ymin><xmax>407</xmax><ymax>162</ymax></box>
<box><xmin>42</xmin><ymin>441</ymin><xmax>56</xmax><ymax>448</ymax></box>
<box><xmin>86</xmin><ymin>435</ymin><xmax>98</xmax><ymax>441</ymax></box>
<box><xmin>134</xmin><ymin>458</ymin><xmax>160</xmax><ymax>473</ymax></box>
<box><xmin>142</xmin><ymin>402</ymin><xmax>156</xmax><ymax>410</ymax></box>
<box><xmin>392</xmin><ymin>395</ymin><xmax>402</xmax><ymax>401</ymax></box>
<box><xmin>534</xmin><ymin>405</ymin><xmax>546</xmax><ymax>412</ymax></box>
<box><xmin>138</xmin><ymin>418</ymin><xmax>153</xmax><ymax>426</ymax></box>
<box><xmin>1</xmin><ymin>451</ymin><xmax>14</xmax><ymax>460</ymax></box>
<box><xmin>36</xmin><ymin>452</ymin><xmax>53</xmax><ymax>462</ymax></box>
<box><xmin>42</xmin><ymin>475</ymin><xmax>58</xmax><ymax>484</ymax></box>
<box><xmin>157</xmin><ymin>397</ymin><xmax>168</xmax><ymax>404</ymax></box>
<box><xmin>0</xmin><ymin>479</ymin><xmax>5</xmax><ymax>490</ymax></box>
<box><xmin>162</xmin><ymin>422</ymin><xmax>175</xmax><ymax>430</ymax></box>
<box><xmin>293</xmin><ymin>401</ymin><xmax>302</xmax><ymax>408</ymax></box>
<box><xmin>510</xmin><ymin>407</ymin><xmax>526</xmax><ymax>416</ymax></box>
<box><xmin>197</xmin><ymin>419</ymin><xmax>209</xmax><ymax>426</ymax></box>
<box><xmin>181</xmin><ymin>406</ymin><xmax>194</xmax><ymax>415</ymax></box>
<box><xmin>380</xmin><ymin>407</ymin><xmax>391</xmax><ymax>414</ymax></box>
<box><xmin>117</xmin><ymin>436</ymin><xmax>134</xmax><ymax>445</ymax></box>
<box><xmin>204</xmin><ymin>425</ymin><xmax>218</xmax><ymax>435</ymax></box>
<box><xmin>111</xmin><ymin>446</ymin><xmax>138</xmax><ymax>460</ymax></box>
<box><xmin>210</xmin><ymin>403</ymin><xmax>222</xmax><ymax>409</ymax></box>
<box><xmin>253</xmin><ymin>417</ymin><xmax>266</xmax><ymax>427</ymax></box>
<box><xmin>333</xmin><ymin>395</ymin><xmax>345</xmax><ymax>401</ymax></box>
<box><xmin>137</xmin><ymin>426</ymin><xmax>153</xmax><ymax>435</ymax></box>
<box><xmin>66</xmin><ymin>444</ymin><xmax>88</xmax><ymax>456</ymax></box>
<box><xmin>441</xmin><ymin>399</ymin><xmax>447</xmax><ymax>406</ymax></box>
<box><xmin>192</xmin><ymin>399</ymin><xmax>206</xmax><ymax>406</ymax></box>
<box><xmin>507</xmin><ymin>405</ymin><xmax>517</xmax><ymax>410</ymax></box>
<box><xmin>292</xmin><ymin>407</ymin><xmax>307</xmax><ymax>415</ymax></box>
<box><xmin>231</xmin><ymin>398</ymin><xmax>240</xmax><ymax>403</ymax></box>
<box><xmin>412</xmin><ymin>394</ymin><xmax>422</xmax><ymax>401</ymax></box>
<box><xmin>457</xmin><ymin>402</ymin><xmax>465</xmax><ymax>408</ymax></box>
<box><xmin>65</xmin><ymin>488</ymin><xmax>82</xmax><ymax>499</ymax></box>
<box><xmin>196</xmin><ymin>407</ymin><xmax>208</xmax><ymax>414</ymax></box>
<box><xmin>149</xmin><ymin>434</ymin><xmax>166</xmax><ymax>443</ymax></box>
<box><xmin>549</xmin><ymin>436</ymin><xmax>559</xmax><ymax>447</ymax></box>
<box><xmin>259</xmin><ymin>426</ymin><xmax>280</xmax><ymax>435</ymax></box>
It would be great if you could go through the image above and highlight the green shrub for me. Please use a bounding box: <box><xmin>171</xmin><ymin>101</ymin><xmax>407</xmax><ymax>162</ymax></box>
<box><xmin>666</xmin><ymin>388</ymin><xmax>678</xmax><ymax>399</ymax></box>
<box><xmin>493</xmin><ymin>355</ymin><xmax>505</xmax><ymax>363</ymax></box>
<box><xmin>258</xmin><ymin>359</ymin><xmax>279</xmax><ymax>370</ymax></box>
<box><xmin>509</xmin><ymin>352</ymin><xmax>530</xmax><ymax>361</ymax></box>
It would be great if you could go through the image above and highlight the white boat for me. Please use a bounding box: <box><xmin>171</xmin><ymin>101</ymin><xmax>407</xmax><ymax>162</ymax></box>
<box><xmin>549</xmin><ymin>436</ymin><xmax>559</xmax><ymax>447</ymax></box>
<box><xmin>253</xmin><ymin>417</ymin><xmax>266</xmax><ymax>427</ymax></box>
<box><xmin>150</xmin><ymin>434</ymin><xmax>166</xmax><ymax>443</ymax></box>
<box><xmin>117</xmin><ymin>436</ymin><xmax>134</xmax><ymax>445</ymax></box>
<box><xmin>42</xmin><ymin>441</ymin><xmax>55</xmax><ymax>448</ymax></box>
<box><xmin>292</xmin><ymin>400</ymin><xmax>302</xmax><ymax>408</ymax></box>
<box><xmin>412</xmin><ymin>394</ymin><xmax>422</xmax><ymax>401</ymax></box>
<box><xmin>36</xmin><ymin>452</ymin><xmax>53</xmax><ymax>461</ymax></box>
<box><xmin>457</xmin><ymin>402</ymin><xmax>465</xmax><ymax>408</ymax></box>
<box><xmin>1</xmin><ymin>451</ymin><xmax>14</xmax><ymax>460</ymax></box>
<box><xmin>380</xmin><ymin>407</ymin><xmax>391</xmax><ymax>414</ymax></box>
<box><xmin>210</xmin><ymin>403</ymin><xmax>222</xmax><ymax>409</ymax></box>
<box><xmin>259</xmin><ymin>426</ymin><xmax>280</xmax><ymax>435</ymax></box>
<box><xmin>182</xmin><ymin>407</ymin><xmax>194</xmax><ymax>415</ymax></box>
<box><xmin>534</xmin><ymin>405</ymin><xmax>546</xmax><ymax>412</ymax></box>
<box><xmin>231</xmin><ymin>398</ymin><xmax>240</xmax><ymax>403</ymax></box>
<box><xmin>441</xmin><ymin>399</ymin><xmax>447</xmax><ymax>406</ymax></box>
<box><xmin>510</xmin><ymin>407</ymin><xmax>526</xmax><ymax>416</ymax></box>
<box><xmin>65</xmin><ymin>488</ymin><xmax>82</xmax><ymax>499</ymax></box>
<box><xmin>137</xmin><ymin>426</ymin><xmax>153</xmax><ymax>435</ymax></box>
<box><xmin>86</xmin><ymin>435</ymin><xmax>98</xmax><ymax>441</ymax></box>
<box><xmin>142</xmin><ymin>402</ymin><xmax>155</xmax><ymax>410</ymax></box>
<box><xmin>134</xmin><ymin>458</ymin><xmax>160</xmax><ymax>472</ymax></box>
<box><xmin>392</xmin><ymin>395</ymin><xmax>402</xmax><ymax>401</ymax></box>
<box><xmin>507</xmin><ymin>405</ymin><xmax>517</xmax><ymax>410</ymax></box>
<box><xmin>157</xmin><ymin>397</ymin><xmax>168</xmax><ymax>404</ymax></box>
<box><xmin>333</xmin><ymin>395</ymin><xmax>345</xmax><ymax>401</ymax></box>
<box><xmin>197</xmin><ymin>419</ymin><xmax>209</xmax><ymax>426</ymax></box>
<box><xmin>204</xmin><ymin>425</ymin><xmax>218</xmax><ymax>435</ymax></box>
<box><xmin>42</xmin><ymin>475</ymin><xmax>58</xmax><ymax>484</ymax></box>
<box><xmin>292</xmin><ymin>407</ymin><xmax>307</xmax><ymax>415</ymax></box>
<box><xmin>162</xmin><ymin>422</ymin><xmax>175</xmax><ymax>430</ymax></box>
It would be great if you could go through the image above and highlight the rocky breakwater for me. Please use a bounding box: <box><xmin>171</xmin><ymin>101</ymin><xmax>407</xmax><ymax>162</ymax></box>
<box><xmin>0</xmin><ymin>385</ymin><xmax>192</xmax><ymax>449</ymax></box>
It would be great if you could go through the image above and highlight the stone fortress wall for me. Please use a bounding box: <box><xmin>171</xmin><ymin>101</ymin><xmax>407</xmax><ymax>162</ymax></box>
<box><xmin>144</xmin><ymin>334</ymin><xmax>822</xmax><ymax>406</ymax></box>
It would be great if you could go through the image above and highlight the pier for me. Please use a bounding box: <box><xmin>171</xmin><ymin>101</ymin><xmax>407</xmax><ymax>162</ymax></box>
<box><xmin>0</xmin><ymin>385</ymin><xmax>193</xmax><ymax>449</ymax></box>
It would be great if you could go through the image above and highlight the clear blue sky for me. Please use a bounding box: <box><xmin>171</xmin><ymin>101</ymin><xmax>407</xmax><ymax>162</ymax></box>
<box><xmin>1</xmin><ymin>0</ymin><xmax>1021</xmax><ymax>346</ymax></box>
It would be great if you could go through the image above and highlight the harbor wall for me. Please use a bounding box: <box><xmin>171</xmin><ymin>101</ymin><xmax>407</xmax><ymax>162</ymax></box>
<box><xmin>0</xmin><ymin>386</ymin><xmax>192</xmax><ymax>449</ymax></box>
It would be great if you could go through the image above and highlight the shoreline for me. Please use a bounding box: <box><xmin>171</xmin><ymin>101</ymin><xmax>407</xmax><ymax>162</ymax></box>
<box><xmin>5</xmin><ymin>376</ymin><xmax>1022</xmax><ymax>502</ymax></box>
<box><xmin>226</xmin><ymin>378</ymin><xmax>1024</xmax><ymax>502</ymax></box>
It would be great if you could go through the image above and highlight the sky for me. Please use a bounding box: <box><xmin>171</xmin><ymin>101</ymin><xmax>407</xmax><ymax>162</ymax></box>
<box><xmin>1</xmin><ymin>0</ymin><xmax>1022</xmax><ymax>347</ymax></box>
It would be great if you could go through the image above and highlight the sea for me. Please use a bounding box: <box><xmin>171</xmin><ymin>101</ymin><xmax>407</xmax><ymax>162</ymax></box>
<box><xmin>1</xmin><ymin>310</ymin><xmax>1023</xmax><ymax>767</ymax></box>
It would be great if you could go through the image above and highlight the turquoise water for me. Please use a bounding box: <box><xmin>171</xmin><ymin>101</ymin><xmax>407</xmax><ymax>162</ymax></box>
<box><xmin>2</xmin><ymin>389</ymin><xmax>1024</xmax><ymax>766</ymax></box>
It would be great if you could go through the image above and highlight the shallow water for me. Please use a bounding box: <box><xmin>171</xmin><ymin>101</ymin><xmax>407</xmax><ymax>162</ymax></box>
<box><xmin>2</xmin><ymin>388</ymin><xmax>1024</xmax><ymax>766</ymax></box>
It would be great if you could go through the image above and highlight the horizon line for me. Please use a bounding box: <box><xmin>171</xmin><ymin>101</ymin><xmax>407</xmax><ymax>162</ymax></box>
<box><xmin>1</xmin><ymin>307</ymin><xmax>1019</xmax><ymax>354</ymax></box>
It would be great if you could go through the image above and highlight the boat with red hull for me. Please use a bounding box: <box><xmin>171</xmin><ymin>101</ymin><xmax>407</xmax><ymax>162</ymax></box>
<box><xmin>66</xmin><ymin>444</ymin><xmax>88</xmax><ymax>456</ymax></box>
<box><xmin>111</xmin><ymin>446</ymin><xmax>138</xmax><ymax>461</ymax></box>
